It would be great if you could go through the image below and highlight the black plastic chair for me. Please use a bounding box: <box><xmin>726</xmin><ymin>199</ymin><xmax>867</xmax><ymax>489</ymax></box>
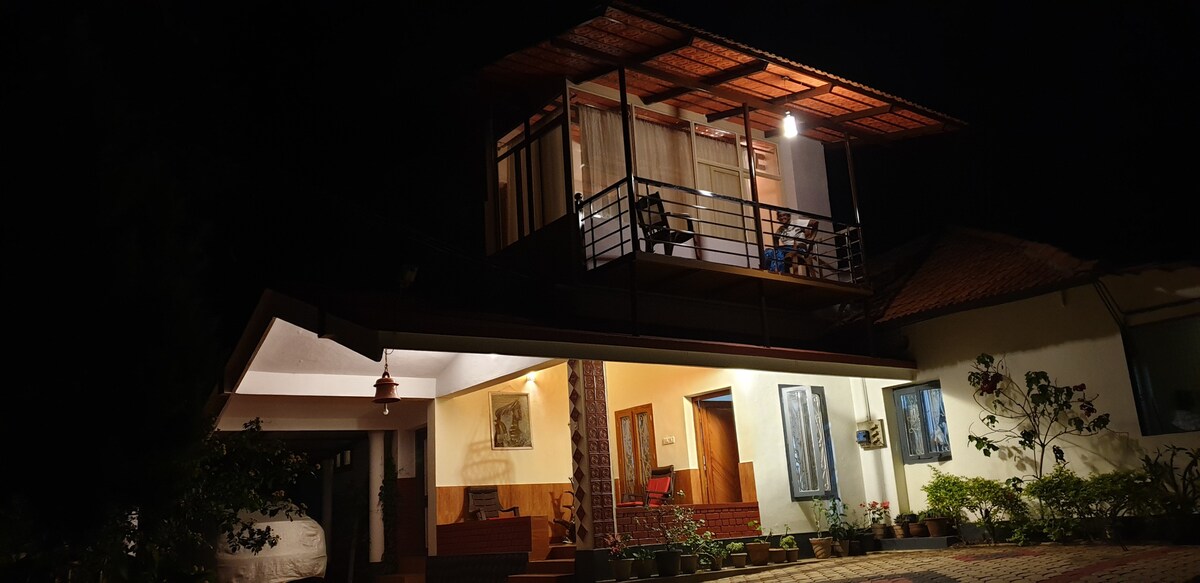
<box><xmin>466</xmin><ymin>485</ymin><xmax>520</xmax><ymax>520</ymax></box>
<box><xmin>635</xmin><ymin>192</ymin><xmax>694</xmax><ymax>255</ymax></box>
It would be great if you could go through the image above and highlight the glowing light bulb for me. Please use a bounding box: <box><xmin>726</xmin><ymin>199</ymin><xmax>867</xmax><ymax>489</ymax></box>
<box><xmin>782</xmin><ymin>111</ymin><xmax>798</xmax><ymax>138</ymax></box>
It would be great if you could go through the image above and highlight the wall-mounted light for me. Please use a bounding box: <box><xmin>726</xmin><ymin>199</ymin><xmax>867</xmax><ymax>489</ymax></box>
<box><xmin>373</xmin><ymin>349</ymin><xmax>401</xmax><ymax>415</ymax></box>
<box><xmin>526</xmin><ymin>371</ymin><xmax>537</xmax><ymax>382</ymax></box>
<box><xmin>782</xmin><ymin>111</ymin><xmax>799</xmax><ymax>138</ymax></box>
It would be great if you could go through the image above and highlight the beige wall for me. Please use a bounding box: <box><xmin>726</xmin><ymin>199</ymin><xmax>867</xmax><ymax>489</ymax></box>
<box><xmin>893</xmin><ymin>282</ymin><xmax>1200</xmax><ymax>515</ymax></box>
<box><xmin>433</xmin><ymin>363</ymin><xmax>572</xmax><ymax>487</ymax></box>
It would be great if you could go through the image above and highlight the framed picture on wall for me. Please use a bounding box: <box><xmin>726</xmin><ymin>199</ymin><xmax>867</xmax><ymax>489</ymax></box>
<box><xmin>491</xmin><ymin>392</ymin><xmax>533</xmax><ymax>449</ymax></box>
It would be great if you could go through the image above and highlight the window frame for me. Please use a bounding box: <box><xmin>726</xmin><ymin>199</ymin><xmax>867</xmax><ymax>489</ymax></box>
<box><xmin>891</xmin><ymin>380</ymin><xmax>952</xmax><ymax>464</ymax></box>
<box><xmin>777</xmin><ymin>384</ymin><xmax>837</xmax><ymax>500</ymax></box>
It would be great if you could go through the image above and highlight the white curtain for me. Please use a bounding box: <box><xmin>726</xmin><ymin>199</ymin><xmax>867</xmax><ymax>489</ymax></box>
<box><xmin>694</xmin><ymin>134</ymin><xmax>746</xmax><ymax>240</ymax></box>
<box><xmin>578</xmin><ymin>106</ymin><xmax>626</xmax><ymax>202</ymax></box>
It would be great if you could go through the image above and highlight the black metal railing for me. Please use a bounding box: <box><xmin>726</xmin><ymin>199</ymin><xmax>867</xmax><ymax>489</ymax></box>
<box><xmin>577</xmin><ymin>177</ymin><xmax>865</xmax><ymax>285</ymax></box>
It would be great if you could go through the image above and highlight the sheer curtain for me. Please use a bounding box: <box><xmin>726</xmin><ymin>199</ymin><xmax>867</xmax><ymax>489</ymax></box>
<box><xmin>634</xmin><ymin>117</ymin><xmax>694</xmax><ymax>213</ymax></box>
<box><xmin>694</xmin><ymin>134</ymin><xmax>745</xmax><ymax>240</ymax></box>
<box><xmin>578</xmin><ymin>106</ymin><xmax>626</xmax><ymax>202</ymax></box>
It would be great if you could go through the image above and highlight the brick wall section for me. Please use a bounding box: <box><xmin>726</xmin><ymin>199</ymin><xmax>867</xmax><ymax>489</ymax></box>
<box><xmin>616</xmin><ymin>503</ymin><xmax>760</xmax><ymax>546</ymax></box>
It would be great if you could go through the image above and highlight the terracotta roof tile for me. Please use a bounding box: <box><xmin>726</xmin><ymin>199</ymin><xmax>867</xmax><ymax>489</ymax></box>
<box><xmin>875</xmin><ymin>227</ymin><xmax>1097</xmax><ymax>325</ymax></box>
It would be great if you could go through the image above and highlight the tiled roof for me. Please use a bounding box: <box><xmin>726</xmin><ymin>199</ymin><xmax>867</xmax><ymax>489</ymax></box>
<box><xmin>875</xmin><ymin>227</ymin><xmax>1097</xmax><ymax>326</ymax></box>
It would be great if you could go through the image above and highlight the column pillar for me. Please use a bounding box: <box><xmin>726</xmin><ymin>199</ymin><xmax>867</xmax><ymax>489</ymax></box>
<box><xmin>569</xmin><ymin>359</ymin><xmax>615</xmax><ymax>581</ymax></box>
<box><xmin>368</xmin><ymin>430</ymin><xmax>386</xmax><ymax>563</ymax></box>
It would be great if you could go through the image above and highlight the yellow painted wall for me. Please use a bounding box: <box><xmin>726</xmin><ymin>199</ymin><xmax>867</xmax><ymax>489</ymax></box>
<box><xmin>894</xmin><ymin>282</ymin><xmax>1200</xmax><ymax>514</ymax></box>
<box><xmin>433</xmin><ymin>363</ymin><xmax>572</xmax><ymax>486</ymax></box>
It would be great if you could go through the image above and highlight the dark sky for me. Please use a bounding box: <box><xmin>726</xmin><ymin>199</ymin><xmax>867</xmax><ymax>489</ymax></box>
<box><xmin>5</xmin><ymin>0</ymin><xmax>1197</xmax><ymax>537</ymax></box>
<box><xmin>642</xmin><ymin>1</ymin><xmax>1199</xmax><ymax>267</ymax></box>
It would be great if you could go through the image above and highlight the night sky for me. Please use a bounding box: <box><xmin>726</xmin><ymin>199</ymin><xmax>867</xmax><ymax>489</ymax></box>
<box><xmin>6</xmin><ymin>0</ymin><xmax>1197</xmax><ymax>544</ymax></box>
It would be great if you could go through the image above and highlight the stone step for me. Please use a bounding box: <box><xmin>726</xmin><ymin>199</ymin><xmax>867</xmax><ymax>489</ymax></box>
<box><xmin>525</xmin><ymin>559</ymin><xmax>575</xmax><ymax>574</ymax></box>
<box><xmin>506</xmin><ymin>574</ymin><xmax>573</xmax><ymax>583</ymax></box>
<box><xmin>546</xmin><ymin>544</ymin><xmax>576</xmax><ymax>559</ymax></box>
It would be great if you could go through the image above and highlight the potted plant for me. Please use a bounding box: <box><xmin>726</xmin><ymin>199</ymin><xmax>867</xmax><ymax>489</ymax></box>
<box><xmin>635</xmin><ymin>491</ymin><xmax>697</xmax><ymax>577</ymax></box>
<box><xmin>631</xmin><ymin>546</ymin><xmax>656</xmax><ymax>579</ymax></box>
<box><xmin>860</xmin><ymin>500</ymin><xmax>892</xmax><ymax>540</ymax></box>
<box><xmin>823</xmin><ymin>497</ymin><xmax>855</xmax><ymax>556</ymax></box>
<box><xmin>768</xmin><ymin>524</ymin><xmax>789</xmax><ymax>563</ymax></box>
<box><xmin>745</xmin><ymin>519</ymin><xmax>771</xmax><ymax>565</ymax></box>
<box><xmin>679</xmin><ymin>524</ymin><xmax>712</xmax><ymax>575</ymax></box>
<box><xmin>908</xmin><ymin>510</ymin><xmax>930</xmax><ymax>537</ymax></box>
<box><xmin>921</xmin><ymin>468</ymin><xmax>969</xmax><ymax>537</ymax></box>
<box><xmin>726</xmin><ymin>541</ymin><xmax>748</xmax><ymax>567</ymax></box>
<box><xmin>808</xmin><ymin>499</ymin><xmax>833</xmax><ymax>559</ymax></box>
<box><xmin>701</xmin><ymin>537</ymin><xmax>728</xmax><ymax>571</ymax></box>
<box><xmin>602</xmin><ymin>532</ymin><xmax>635</xmax><ymax>581</ymax></box>
<box><xmin>779</xmin><ymin>534</ymin><xmax>799</xmax><ymax>562</ymax></box>
<box><xmin>892</xmin><ymin>511</ymin><xmax>912</xmax><ymax>538</ymax></box>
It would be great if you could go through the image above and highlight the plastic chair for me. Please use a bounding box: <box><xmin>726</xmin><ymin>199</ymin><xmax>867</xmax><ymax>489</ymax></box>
<box><xmin>616</xmin><ymin>465</ymin><xmax>675</xmax><ymax>508</ymax></box>
<box><xmin>466</xmin><ymin>485</ymin><xmax>520</xmax><ymax>520</ymax></box>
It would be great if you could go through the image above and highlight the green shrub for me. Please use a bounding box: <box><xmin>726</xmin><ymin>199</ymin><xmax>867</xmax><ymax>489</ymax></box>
<box><xmin>963</xmin><ymin>476</ymin><xmax>1026</xmax><ymax>542</ymax></box>
<box><xmin>1141</xmin><ymin>445</ymin><xmax>1200</xmax><ymax>516</ymax></box>
<box><xmin>726</xmin><ymin>541</ymin><xmax>745</xmax><ymax>553</ymax></box>
<box><xmin>1022</xmin><ymin>465</ymin><xmax>1088</xmax><ymax>542</ymax></box>
<box><xmin>921</xmin><ymin>468</ymin><xmax>970</xmax><ymax>521</ymax></box>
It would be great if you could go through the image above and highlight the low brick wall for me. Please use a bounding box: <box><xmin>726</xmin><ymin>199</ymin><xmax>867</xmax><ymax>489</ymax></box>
<box><xmin>436</xmin><ymin>515</ymin><xmax>550</xmax><ymax>560</ymax></box>
<box><xmin>617</xmin><ymin>502</ymin><xmax>760</xmax><ymax>545</ymax></box>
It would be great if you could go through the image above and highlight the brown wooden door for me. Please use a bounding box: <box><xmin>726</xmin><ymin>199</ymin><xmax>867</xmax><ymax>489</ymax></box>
<box><xmin>695</xmin><ymin>392</ymin><xmax>741</xmax><ymax>503</ymax></box>
<box><xmin>614</xmin><ymin>404</ymin><xmax>656</xmax><ymax>502</ymax></box>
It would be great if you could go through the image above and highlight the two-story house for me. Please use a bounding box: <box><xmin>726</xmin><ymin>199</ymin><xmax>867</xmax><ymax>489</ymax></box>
<box><xmin>208</xmin><ymin>2</ymin><xmax>1198</xmax><ymax>581</ymax></box>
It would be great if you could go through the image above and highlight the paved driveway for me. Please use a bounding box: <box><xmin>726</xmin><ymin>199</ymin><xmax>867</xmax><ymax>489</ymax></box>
<box><xmin>707</xmin><ymin>544</ymin><xmax>1200</xmax><ymax>583</ymax></box>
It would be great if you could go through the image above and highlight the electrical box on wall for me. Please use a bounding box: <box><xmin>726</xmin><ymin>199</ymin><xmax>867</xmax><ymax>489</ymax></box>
<box><xmin>855</xmin><ymin>419</ymin><xmax>886</xmax><ymax>450</ymax></box>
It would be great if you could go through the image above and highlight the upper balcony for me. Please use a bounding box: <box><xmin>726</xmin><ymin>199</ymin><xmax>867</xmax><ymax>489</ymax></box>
<box><xmin>478</xmin><ymin>1</ymin><xmax>963</xmax><ymax>317</ymax></box>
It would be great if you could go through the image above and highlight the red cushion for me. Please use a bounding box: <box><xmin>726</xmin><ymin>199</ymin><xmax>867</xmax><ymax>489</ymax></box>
<box><xmin>645</xmin><ymin>476</ymin><xmax>670</xmax><ymax>493</ymax></box>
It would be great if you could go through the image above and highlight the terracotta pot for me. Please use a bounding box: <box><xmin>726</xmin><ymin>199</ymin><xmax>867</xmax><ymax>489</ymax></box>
<box><xmin>809</xmin><ymin>537</ymin><xmax>832</xmax><ymax>559</ymax></box>
<box><xmin>633</xmin><ymin>558</ymin><xmax>655</xmax><ymax>579</ymax></box>
<box><xmin>925</xmin><ymin>517</ymin><xmax>952</xmax><ymax>537</ymax></box>
<box><xmin>706</xmin><ymin>554</ymin><xmax>724</xmax><ymax>570</ymax></box>
<box><xmin>679</xmin><ymin>553</ymin><xmax>699</xmax><ymax>574</ymax></box>
<box><xmin>768</xmin><ymin>547</ymin><xmax>786</xmax><ymax>563</ymax></box>
<box><xmin>745</xmin><ymin>541</ymin><xmax>770</xmax><ymax>566</ymax></box>
<box><xmin>908</xmin><ymin>521</ymin><xmax>929</xmax><ymax>537</ymax></box>
<box><xmin>892</xmin><ymin>524</ymin><xmax>907</xmax><ymax>538</ymax></box>
<box><xmin>871</xmin><ymin>523</ymin><xmax>891</xmax><ymax>539</ymax></box>
<box><xmin>729</xmin><ymin>552</ymin><xmax>748</xmax><ymax>567</ymax></box>
<box><xmin>785</xmin><ymin>548</ymin><xmax>799</xmax><ymax>562</ymax></box>
<box><xmin>654</xmin><ymin>550</ymin><xmax>681</xmax><ymax>577</ymax></box>
<box><xmin>610</xmin><ymin>558</ymin><xmax>634</xmax><ymax>581</ymax></box>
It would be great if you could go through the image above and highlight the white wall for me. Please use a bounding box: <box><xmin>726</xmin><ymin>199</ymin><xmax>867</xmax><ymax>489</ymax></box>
<box><xmin>892</xmin><ymin>282</ymin><xmax>1200</xmax><ymax>514</ymax></box>
<box><xmin>603</xmin><ymin>362</ymin><xmax>902</xmax><ymax>536</ymax></box>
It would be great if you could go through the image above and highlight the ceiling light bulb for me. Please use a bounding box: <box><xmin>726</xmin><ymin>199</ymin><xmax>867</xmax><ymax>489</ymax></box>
<box><xmin>783</xmin><ymin>111</ymin><xmax>799</xmax><ymax>138</ymax></box>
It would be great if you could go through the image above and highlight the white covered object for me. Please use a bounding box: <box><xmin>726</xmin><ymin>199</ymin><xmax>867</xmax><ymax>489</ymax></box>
<box><xmin>216</xmin><ymin>512</ymin><xmax>327</xmax><ymax>583</ymax></box>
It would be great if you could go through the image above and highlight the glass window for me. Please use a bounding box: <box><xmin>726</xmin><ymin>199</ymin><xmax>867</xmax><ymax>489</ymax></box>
<box><xmin>778</xmin><ymin>384</ymin><xmax>837</xmax><ymax>499</ymax></box>
<box><xmin>892</xmin><ymin>381</ymin><xmax>951</xmax><ymax>464</ymax></box>
<box><xmin>1127</xmin><ymin>314</ymin><xmax>1200</xmax><ymax>435</ymax></box>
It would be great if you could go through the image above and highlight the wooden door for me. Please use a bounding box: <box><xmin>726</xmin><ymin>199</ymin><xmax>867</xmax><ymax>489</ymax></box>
<box><xmin>614</xmin><ymin>404</ymin><xmax>656</xmax><ymax>502</ymax></box>
<box><xmin>694</xmin><ymin>391</ymin><xmax>741</xmax><ymax>503</ymax></box>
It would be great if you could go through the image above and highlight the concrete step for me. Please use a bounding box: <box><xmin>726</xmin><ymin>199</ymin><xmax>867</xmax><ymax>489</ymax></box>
<box><xmin>506</xmin><ymin>575</ymin><xmax>573</xmax><ymax>583</ymax></box>
<box><xmin>546</xmin><ymin>544</ymin><xmax>576</xmax><ymax>559</ymax></box>
<box><xmin>525</xmin><ymin>558</ymin><xmax>574</xmax><ymax>574</ymax></box>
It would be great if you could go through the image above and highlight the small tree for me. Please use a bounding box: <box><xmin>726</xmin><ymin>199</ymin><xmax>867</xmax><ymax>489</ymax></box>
<box><xmin>966</xmin><ymin>353</ymin><xmax>1111</xmax><ymax>479</ymax></box>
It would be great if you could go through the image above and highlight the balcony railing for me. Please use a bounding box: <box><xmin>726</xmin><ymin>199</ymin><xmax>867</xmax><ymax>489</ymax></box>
<box><xmin>577</xmin><ymin>178</ymin><xmax>865</xmax><ymax>285</ymax></box>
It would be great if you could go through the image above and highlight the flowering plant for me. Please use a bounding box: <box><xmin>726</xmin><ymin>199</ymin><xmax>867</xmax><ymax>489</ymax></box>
<box><xmin>601</xmin><ymin>531</ymin><xmax>633</xmax><ymax>559</ymax></box>
<box><xmin>860</xmin><ymin>500</ymin><xmax>890</xmax><ymax>524</ymax></box>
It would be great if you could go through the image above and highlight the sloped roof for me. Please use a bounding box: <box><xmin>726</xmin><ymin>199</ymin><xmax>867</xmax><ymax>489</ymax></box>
<box><xmin>874</xmin><ymin>227</ymin><xmax>1098</xmax><ymax>326</ymax></box>
<box><xmin>480</xmin><ymin>1</ymin><xmax>964</xmax><ymax>145</ymax></box>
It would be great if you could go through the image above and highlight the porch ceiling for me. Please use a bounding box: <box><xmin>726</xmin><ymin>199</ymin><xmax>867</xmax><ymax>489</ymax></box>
<box><xmin>480</xmin><ymin>1</ymin><xmax>965</xmax><ymax>144</ymax></box>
